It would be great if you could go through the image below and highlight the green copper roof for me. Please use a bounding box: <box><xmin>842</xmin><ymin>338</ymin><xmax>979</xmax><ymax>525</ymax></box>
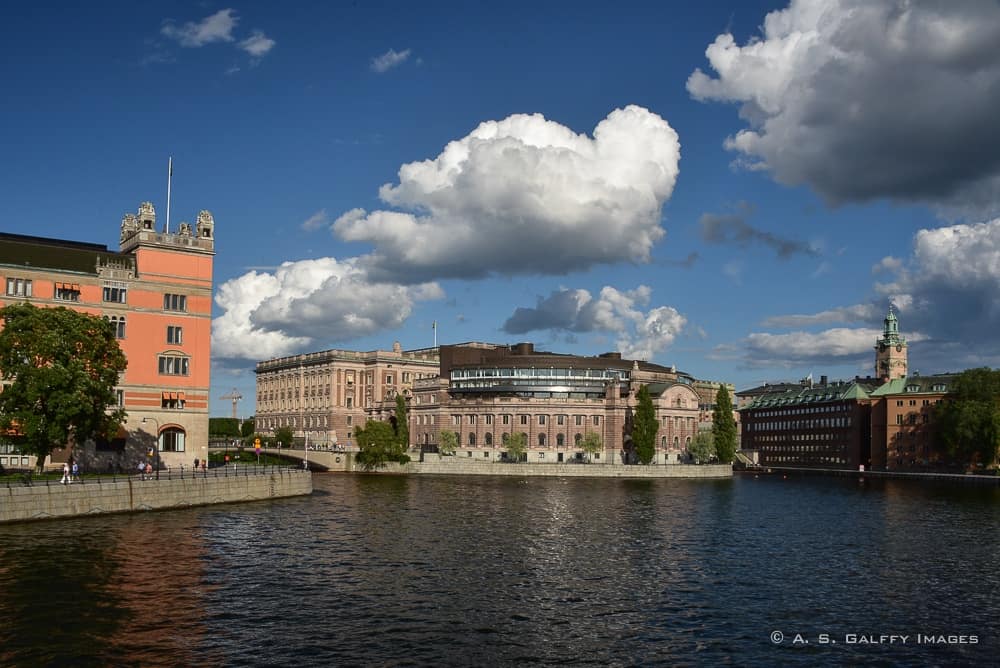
<box><xmin>740</xmin><ymin>379</ymin><xmax>878</xmax><ymax>410</ymax></box>
<box><xmin>0</xmin><ymin>233</ymin><xmax>126</xmax><ymax>276</ymax></box>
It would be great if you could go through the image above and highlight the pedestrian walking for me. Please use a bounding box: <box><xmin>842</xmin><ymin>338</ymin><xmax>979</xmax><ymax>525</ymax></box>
<box><xmin>61</xmin><ymin>462</ymin><xmax>70</xmax><ymax>484</ymax></box>
<box><xmin>71</xmin><ymin>461</ymin><xmax>79</xmax><ymax>483</ymax></box>
<box><xmin>137</xmin><ymin>460</ymin><xmax>145</xmax><ymax>479</ymax></box>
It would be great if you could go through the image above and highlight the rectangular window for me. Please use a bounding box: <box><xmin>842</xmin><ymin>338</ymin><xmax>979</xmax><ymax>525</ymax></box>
<box><xmin>346</xmin><ymin>397</ymin><xmax>353</xmax><ymax>408</ymax></box>
<box><xmin>6</xmin><ymin>278</ymin><xmax>33</xmax><ymax>297</ymax></box>
<box><xmin>161</xmin><ymin>430</ymin><xmax>185</xmax><ymax>452</ymax></box>
<box><xmin>520</xmin><ymin>415</ymin><xmax>528</xmax><ymax>425</ymax></box>
<box><xmin>402</xmin><ymin>372</ymin><xmax>411</xmax><ymax>383</ymax></box>
<box><xmin>557</xmin><ymin>415</ymin><xmax>565</xmax><ymax>426</ymax></box>
<box><xmin>347</xmin><ymin>416</ymin><xmax>353</xmax><ymax>426</ymax></box>
<box><xmin>116</xmin><ymin>389</ymin><xmax>125</xmax><ymax>407</ymax></box>
<box><xmin>161</xmin><ymin>396</ymin><xmax>186</xmax><ymax>409</ymax></box>
<box><xmin>102</xmin><ymin>286</ymin><xmax>127</xmax><ymax>303</ymax></box>
<box><xmin>575</xmin><ymin>415</ymin><xmax>582</xmax><ymax>426</ymax></box>
<box><xmin>896</xmin><ymin>415</ymin><xmax>903</xmax><ymax>425</ymax></box>
<box><xmin>105</xmin><ymin>316</ymin><xmax>126</xmax><ymax>339</ymax></box>
<box><xmin>538</xmin><ymin>415</ymin><xmax>546</xmax><ymax>425</ymax></box>
<box><xmin>157</xmin><ymin>356</ymin><xmax>189</xmax><ymax>376</ymax></box>
<box><xmin>167</xmin><ymin>325</ymin><xmax>183</xmax><ymax>345</ymax></box>
<box><xmin>163</xmin><ymin>293</ymin><xmax>187</xmax><ymax>311</ymax></box>
<box><xmin>385</xmin><ymin>374</ymin><xmax>393</xmax><ymax>385</ymax></box>
<box><xmin>469</xmin><ymin>415</ymin><xmax>477</xmax><ymax>425</ymax></box>
<box><xmin>593</xmin><ymin>416</ymin><xmax>600</xmax><ymax>426</ymax></box>
<box><xmin>453</xmin><ymin>415</ymin><xmax>461</xmax><ymax>426</ymax></box>
<box><xmin>485</xmin><ymin>415</ymin><xmax>493</xmax><ymax>425</ymax></box>
<box><xmin>502</xmin><ymin>415</ymin><xmax>510</xmax><ymax>425</ymax></box>
<box><xmin>54</xmin><ymin>284</ymin><xmax>80</xmax><ymax>301</ymax></box>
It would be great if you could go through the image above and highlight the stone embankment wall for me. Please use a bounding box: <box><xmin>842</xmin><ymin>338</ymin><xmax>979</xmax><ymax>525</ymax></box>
<box><xmin>334</xmin><ymin>454</ymin><xmax>731</xmax><ymax>478</ymax></box>
<box><xmin>0</xmin><ymin>469</ymin><xmax>312</xmax><ymax>524</ymax></box>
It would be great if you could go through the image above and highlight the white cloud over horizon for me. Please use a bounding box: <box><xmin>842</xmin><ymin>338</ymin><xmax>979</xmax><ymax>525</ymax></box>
<box><xmin>212</xmin><ymin>258</ymin><xmax>444</xmax><ymax>361</ymax></box>
<box><xmin>501</xmin><ymin>285</ymin><xmax>687</xmax><ymax>362</ymax></box>
<box><xmin>688</xmin><ymin>0</ymin><xmax>1000</xmax><ymax>219</ymax></box>
<box><xmin>239</xmin><ymin>31</ymin><xmax>276</xmax><ymax>57</ymax></box>
<box><xmin>332</xmin><ymin>105</ymin><xmax>681</xmax><ymax>282</ymax></box>
<box><xmin>743</xmin><ymin>217</ymin><xmax>1000</xmax><ymax>371</ymax></box>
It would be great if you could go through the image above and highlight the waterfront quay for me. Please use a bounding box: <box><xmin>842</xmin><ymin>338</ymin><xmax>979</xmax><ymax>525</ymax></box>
<box><xmin>0</xmin><ymin>466</ymin><xmax>312</xmax><ymax>524</ymax></box>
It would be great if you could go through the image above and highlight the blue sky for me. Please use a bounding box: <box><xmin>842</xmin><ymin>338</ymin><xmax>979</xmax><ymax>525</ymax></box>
<box><xmin>4</xmin><ymin>1</ymin><xmax>1000</xmax><ymax>418</ymax></box>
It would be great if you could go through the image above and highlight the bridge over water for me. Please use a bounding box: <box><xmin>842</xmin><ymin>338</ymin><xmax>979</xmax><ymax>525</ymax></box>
<box><xmin>207</xmin><ymin>446</ymin><xmax>354</xmax><ymax>472</ymax></box>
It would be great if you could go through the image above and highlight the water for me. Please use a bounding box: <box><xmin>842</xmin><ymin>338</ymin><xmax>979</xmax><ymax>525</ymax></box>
<box><xmin>0</xmin><ymin>473</ymin><xmax>997</xmax><ymax>666</ymax></box>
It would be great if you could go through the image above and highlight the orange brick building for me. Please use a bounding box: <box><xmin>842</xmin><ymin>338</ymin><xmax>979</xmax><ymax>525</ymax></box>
<box><xmin>0</xmin><ymin>201</ymin><xmax>214</xmax><ymax>471</ymax></box>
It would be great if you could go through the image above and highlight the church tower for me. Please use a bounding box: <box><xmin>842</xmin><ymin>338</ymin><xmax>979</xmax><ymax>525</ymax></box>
<box><xmin>875</xmin><ymin>306</ymin><xmax>907</xmax><ymax>382</ymax></box>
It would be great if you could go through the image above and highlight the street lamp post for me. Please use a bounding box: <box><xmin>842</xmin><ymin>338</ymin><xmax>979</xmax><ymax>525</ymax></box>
<box><xmin>142</xmin><ymin>417</ymin><xmax>160</xmax><ymax>480</ymax></box>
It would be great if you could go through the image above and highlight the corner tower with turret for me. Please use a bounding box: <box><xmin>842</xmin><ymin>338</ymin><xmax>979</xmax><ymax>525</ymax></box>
<box><xmin>875</xmin><ymin>306</ymin><xmax>907</xmax><ymax>382</ymax></box>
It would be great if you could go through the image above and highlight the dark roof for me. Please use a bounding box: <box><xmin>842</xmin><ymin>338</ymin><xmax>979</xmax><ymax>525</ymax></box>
<box><xmin>0</xmin><ymin>232</ymin><xmax>124</xmax><ymax>275</ymax></box>
<box><xmin>740</xmin><ymin>379</ymin><xmax>881</xmax><ymax>410</ymax></box>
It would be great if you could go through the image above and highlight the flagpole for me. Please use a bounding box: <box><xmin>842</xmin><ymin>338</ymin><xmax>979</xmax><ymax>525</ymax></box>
<box><xmin>165</xmin><ymin>157</ymin><xmax>173</xmax><ymax>234</ymax></box>
<box><xmin>433</xmin><ymin>320</ymin><xmax>437</xmax><ymax>348</ymax></box>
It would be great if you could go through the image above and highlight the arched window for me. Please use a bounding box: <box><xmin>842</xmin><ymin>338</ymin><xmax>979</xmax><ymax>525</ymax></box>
<box><xmin>661</xmin><ymin>436</ymin><xmax>667</xmax><ymax>448</ymax></box>
<box><xmin>556</xmin><ymin>433</ymin><xmax>564</xmax><ymax>447</ymax></box>
<box><xmin>673</xmin><ymin>436</ymin><xmax>679</xmax><ymax>448</ymax></box>
<box><xmin>685</xmin><ymin>436</ymin><xmax>691</xmax><ymax>446</ymax></box>
<box><xmin>501</xmin><ymin>432</ymin><xmax>510</xmax><ymax>445</ymax></box>
<box><xmin>160</xmin><ymin>427</ymin><xmax>186</xmax><ymax>452</ymax></box>
<box><xmin>485</xmin><ymin>433</ymin><xmax>493</xmax><ymax>446</ymax></box>
<box><xmin>574</xmin><ymin>433</ymin><xmax>582</xmax><ymax>445</ymax></box>
<box><xmin>538</xmin><ymin>433</ymin><xmax>546</xmax><ymax>447</ymax></box>
<box><xmin>468</xmin><ymin>433</ymin><xmax>476</xmax><ymax>446</ymax></box>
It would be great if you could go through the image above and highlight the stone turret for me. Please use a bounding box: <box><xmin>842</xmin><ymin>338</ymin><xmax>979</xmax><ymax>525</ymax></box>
<box><xmin>196</xmin><ymin>210</ymin><xmax>214</xmax><ymax>240</ymax></box>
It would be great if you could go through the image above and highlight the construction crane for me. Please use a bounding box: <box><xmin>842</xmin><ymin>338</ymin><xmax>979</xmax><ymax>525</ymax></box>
<box><xmin>220</xmin><ymin>388</ymin><xmax>243</xmax><ymax>420</ymax></box>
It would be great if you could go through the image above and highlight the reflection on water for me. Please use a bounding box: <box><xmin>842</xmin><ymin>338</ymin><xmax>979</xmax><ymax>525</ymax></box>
<box><xmin>0</xmin><ymin>474</ymin><xmax>997</xmax><ymax>666</ymax></box>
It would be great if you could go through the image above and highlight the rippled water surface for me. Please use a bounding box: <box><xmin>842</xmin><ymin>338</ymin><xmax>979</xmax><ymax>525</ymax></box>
<box><xmin>1</xmin><ymin>473</ymin><xmax>997</xmax><ymax>666</ymax></box>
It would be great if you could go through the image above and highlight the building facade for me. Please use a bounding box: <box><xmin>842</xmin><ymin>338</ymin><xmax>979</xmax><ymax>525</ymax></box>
<box><xmin>739</xmin><ymin>308</ymin><xmax>961</xmax><ymax>471</ymax></box>
<box><xmin>870</xmin><ymin>374</ymin><xmax>955</xmax><ymax>470</ymax></box>
<box><xmin>254</xmin><ymin>342</ymin><xmax>440</xmax><ymax>447</ymax></box>
<box><xmin>0</xmin><ymin>202</ymin><xmax>214</xmax><ymax>471</ymax></box>
<box><xmin>256</xmin><ymin>341</ymin><xmax>734</xmax><ymax>463</ymax></box>
<box><xmin>374</xmin><ymin>342</ymin><xmax>733</xmax><ymax>464</ymax></box>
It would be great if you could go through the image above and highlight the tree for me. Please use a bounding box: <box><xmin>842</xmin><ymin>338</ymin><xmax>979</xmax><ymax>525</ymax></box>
<box><xmin>580</xmin><ymin>431</ymin><xmax>603</xmax><ymax>462</ymax></box>
<box><xmin>394</xmin><ymin>395</ymin><xmax>410</xmax><ymax>449</ymax></box>
<box><xmin>0</xmin><ymin>304</ymin><xmax>128</xmax><ymax>472</ymax></box>
<box><xmin>935</xmin><ymin>368</ymin><xmax>1000</xmax><ymax>468</ymax></box>
<box><xmin>355</xmin><ymin>419</ymin><xmax>410</xmax><ymax>469</ymax></box>
<box><xmin>633</xmin><ymin>385</ymin><xmax>658</xmax><ymax>464</ymax></box>
<box><xmin>209</xmin><ymin>418</ymin><xmax>240</xmax><ymax>438</ymax></box>
<box><xmin>241</xmin><ymin>418</ymin><xmax>256</xmax><ymax>439</ymax></box>
<box><xmin>438</xmin><ymin>429</ymin><xmax>458</xmax><ymax>455</ymax></box>
<box><xmin>504</xmin><ymin>431</ymin><xmax>526</xmax><ymax>462</ymax></box>
<box><xmin>688</xmin><ymin>431</ymin><xmax>716</xmax><ymax>464</ymax></box>
<box><xmin>712</xmin><ymin>385</ymin><xmax>737</xmax><ymax>464</ymax></box>
<box><xmin>274</xmin><ymin>426</ymin><xmax>294</xmax><ymax>448</ymax></box>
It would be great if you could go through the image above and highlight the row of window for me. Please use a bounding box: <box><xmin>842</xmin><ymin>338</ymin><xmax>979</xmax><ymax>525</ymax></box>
<box><xmin>3</xmin><ymin>277</ymin><xmax>188</xmax><ymax>312</ymax></box>
<box><xmin>895</xmin><ymin>399</ymin><xmax>936</xmax><ymax>407</ymax></box>
<box><xmin>753</xmin><ymin>405</ymin><xmax>846</xmax><ymax>418</ymax></box>
<box><xmin>747</xmin><ymin>417</ymin><xmax>853</xmax><ymax>431</ymax></box>
<box><xmin>440</xmin><ymin>431</ymin><xmax>695</xmax><ymax>449</ymax></box>
<box><xmin>450</xmin><ymin>414</ymin><xmax>602</xmax><ymax>427</ymax></box>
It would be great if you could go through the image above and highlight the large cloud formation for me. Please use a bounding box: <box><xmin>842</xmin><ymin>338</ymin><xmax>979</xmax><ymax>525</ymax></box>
<box><xmin>501</xmin><ymin>285</ymin><xmax>686</xmax><ymax>361</ymax></box>
<box><xmin>332</xmin><ymin>105</ymin><xmax>680</xmax><ymax>282</ymax></box>
<box><xmin>688</xmin><ymin>0</ymin><xmax>1000</xmax><ymax>217</ymax></box>
<box><xmin>740</xmin><ymin>218</ymin><xmax>1000</xmax><ymax>371</ymax></box>
<box><xmin>212</xmin><ymin>258</ymin><xmax>443</xmax><ymax>361</ymax></box>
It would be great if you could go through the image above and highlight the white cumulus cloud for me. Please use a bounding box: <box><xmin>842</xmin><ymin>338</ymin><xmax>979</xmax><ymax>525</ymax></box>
<box><xmin>162</xmin><ymin>9</ymin><xmax>238</xmax><ymax>47</ymax></box>
<box><xmin>688</xmin><ymin>0</ymin><xmax>1000</xmax><ymax>218</ymax></box>
<box><xmin>212</xmin><ymin>258</ymin><xmax>444</xmax><ymax>361</ymax></box>
<box><xmin>501</xmin><ymin>285</ymin><xmax>686</xmax><ymax>361</ymax></box>
<box><xmin>334</xmin><ymin>105</ymin><xmax>680</xmax><ymax>282</ymax></box>
<box><xmin>371</xmin><ymin>48</ymin><xmax>412</xmax><ymax>73</ymax></box>
<box><xmin>239</xmin><ymin>31</ymin><xmax>276</xmax><ymax>57</ymax></box>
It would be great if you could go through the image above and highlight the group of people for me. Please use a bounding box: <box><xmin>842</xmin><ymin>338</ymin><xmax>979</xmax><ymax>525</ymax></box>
<box><xmin>60</xmin><ymin>461</ymin><xmax>80</xmax><ymax>484</ymax></box>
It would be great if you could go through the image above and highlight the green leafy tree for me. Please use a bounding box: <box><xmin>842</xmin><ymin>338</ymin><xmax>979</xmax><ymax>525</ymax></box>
<box><xmin>209</xmin><ymin>418</ymin><xmax>240</xmax><ymax>438</ymax></box>
<box><xmin>241</xmin><ymin>418</ymin><xmax>256</xmax><ymax>439</ymax></box>
<box><xmin>274</xmin><ymin>426</ymin><xmax>294</xmax><ymax>448</ymax></box>
<box><xmin>438</xmin><ymin>429</ymin><xmax>458</xmax><ymax>455</ymax></box>
<box><xmin>504</xmin><ymin>431</ymin><xmax>526</xmax><ymax>462</ymax></box>
<box><xmin>935</xmin><ymin>368</ymin><xmax>1000</xmax><ymax>467</ymax></box>
<box><xmin>394</xmin><ymin>395</ymin><xmax>410</xmax><ymax>449</ymax></box>
<box><xmin>580</xmin><ymin>431</ymin><xmax>603</xmax><ymax>462</ymax></box>
<box><xmin>0</xmin><ymin>304</ymin><xmax>128</xmax><ymax>472</ymax></box>
<box><xmin>688</xmin><ymin>431</ymin><xmax>716</xmax><ymax>464</ymax></box>
<box><xmin>633</xmin><ymin>385</ymin><xmax>658</xmax><ymax>464</ymax></box>
<box><xmin>712</xmin><ymin>385</ymin><xmax>737</xmax><ymax>464</ymax></box>
<box><xmin>355</xmin><ymin>419</ymin><xmax>411</xmax><ymax>469</ymax></box>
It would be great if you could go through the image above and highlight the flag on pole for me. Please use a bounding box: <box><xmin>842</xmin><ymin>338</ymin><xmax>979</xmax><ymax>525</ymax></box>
<box><xmin>168</xmin><ymin>156</ymin><xmax>173</xmax><ymax>176</ymax></box>
<box><xmin>432</xmin><ymin>320</ymin><xmax>436</xmax><ymax>330</ymax></box>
